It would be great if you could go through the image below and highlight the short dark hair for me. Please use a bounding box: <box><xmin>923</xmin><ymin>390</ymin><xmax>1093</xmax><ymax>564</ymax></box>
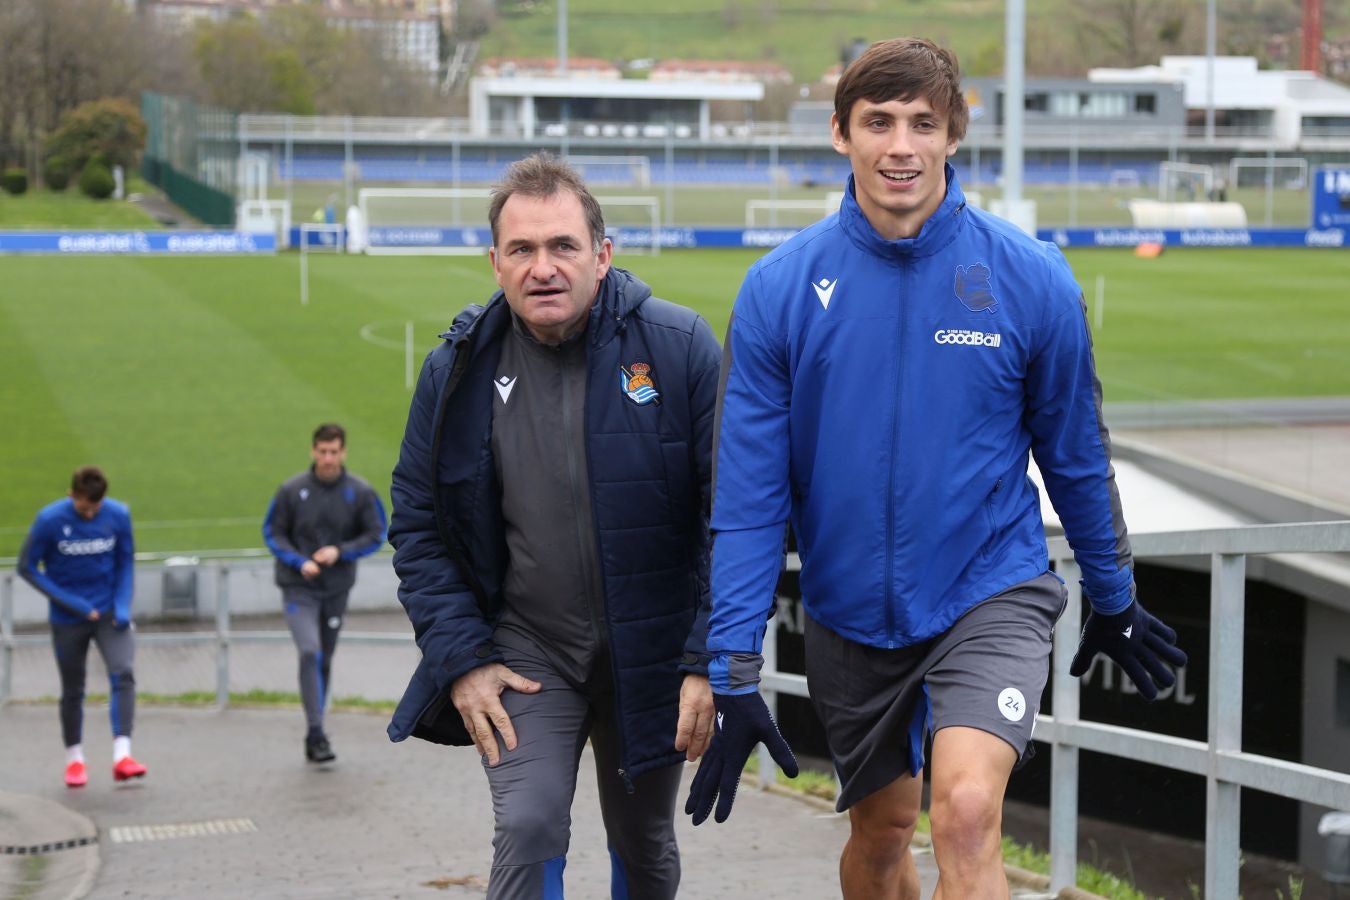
<box><xmin>312</xmin><ymin>422</ymin><xmax>346</xmax><ymax>446</ymax></box>
<box><xmin>834</xmin><ymin>37</ymin><xmax>968</xmax><ymax>142</ymax></box>
<box><xmin>488</xmin><ymin>153</ymin><xmax>606</xmax><ymax>251</ymax></box>
<box><xmin>70</xmin><ymin>466</ymin><xmax>108</xmax><ymax>502</ymax></box>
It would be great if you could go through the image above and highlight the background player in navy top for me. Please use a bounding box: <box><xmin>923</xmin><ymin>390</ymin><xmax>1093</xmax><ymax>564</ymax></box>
<box><xmin>263</xmin><ymin>422</ymin><xmax>387</xmax><ymax>763</ymax></box>
<box><xmin>18</xmin><ymin>465</ymin><xmax>147</xmax><ymax>787</ymax></box>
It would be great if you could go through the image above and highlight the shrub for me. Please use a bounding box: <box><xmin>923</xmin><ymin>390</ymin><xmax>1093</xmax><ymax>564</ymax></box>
<box><xmin>43</xmin><ymin>97</ymin><xmax>147</xmax><ymax>176</ymax></box>
<box><xmin>1</xmin><ymin>167</ymin><xmax>28</xmax><ymax>195</ymax></box>
<box><xmin>43</xmin><ymin>156</ymin><xmax>72</xmax><ymax>191</ymax></box>
<box><xmin>78</xmin><ymin>158</ymin><xmax>115</xmax><ymax>200</ymax></box>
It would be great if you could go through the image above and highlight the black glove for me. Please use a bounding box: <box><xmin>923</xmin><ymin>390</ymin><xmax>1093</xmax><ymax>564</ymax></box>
<box><xmin>685</xmin><ymin>691</ymin><xmax>798</xmax><ymax>825</ymax></box>
<box><xmin>1068</xmin><ymin>599</ymin><xmax>1187</xmax><ymax>700</ymax></box>
<box><xmin>113</xmin><ymin>618</ymin><xmax>131</xmax><ymax>632</ymax></box>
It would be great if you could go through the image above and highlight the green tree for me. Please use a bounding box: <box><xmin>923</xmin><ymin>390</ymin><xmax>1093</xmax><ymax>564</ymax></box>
<box><xmin>43</xmin><ymin>97</ymin><xmax>147</xmax><ymax>175</ymax></box>
<box><xmin>193</xmin><ymin>16</ymin><xmax>315</xmax><ymax>114</ymax></box>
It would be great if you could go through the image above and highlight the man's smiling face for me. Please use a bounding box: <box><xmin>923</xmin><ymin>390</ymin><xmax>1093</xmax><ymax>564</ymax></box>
<box><xmin>832</xmin><ymin>94</ymin><xmax>959</xmax><ymax>241</ymax></box>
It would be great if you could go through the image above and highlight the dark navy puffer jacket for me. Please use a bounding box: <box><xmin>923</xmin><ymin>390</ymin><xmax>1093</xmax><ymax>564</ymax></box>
<box><xmin>387</xmin><ymin>267</ymin><xmax>721</xmax><ymax>783</ymax></box>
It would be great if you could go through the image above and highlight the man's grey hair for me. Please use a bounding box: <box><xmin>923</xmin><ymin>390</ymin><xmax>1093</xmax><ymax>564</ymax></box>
<box><xmin>488</xmin><ymin>153</ymin><xmax>606</xmax><ymax>251</ymax></box>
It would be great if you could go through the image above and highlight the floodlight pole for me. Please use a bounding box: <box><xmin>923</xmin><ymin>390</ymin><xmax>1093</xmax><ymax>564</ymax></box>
<box><xmin>557</xmin><ymin>0</ymin><xmax>568</xmax><ymax>75</ymax></box>
<box><xmin>1205</xmin><ymin>0</ymin><xmax>1217</xmax><ymax>143</ymax></box>
<box><xmin>1002</xmin><ymin>0</ymin><xmax>1025</xmax><ymax>210</ymax></box>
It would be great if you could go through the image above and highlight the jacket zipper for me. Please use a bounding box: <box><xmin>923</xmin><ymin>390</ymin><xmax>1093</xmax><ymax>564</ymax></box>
<box><xmin>982</xmin><ymin>479</ymin><xmax>1003</xmax><ymax>558</ymax></box>
<box><xmin>884</xmin><ymin>264</ymin><xmax>905</xmax><ymax>647</ymax></box>
<box><xmin>586</xmin><ymin>320</ymin><xmax>634</xmax><ymax>792</ymax></box>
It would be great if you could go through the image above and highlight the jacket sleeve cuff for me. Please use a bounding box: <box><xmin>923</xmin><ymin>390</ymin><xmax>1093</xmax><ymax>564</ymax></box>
<box><xmin>709</xmin><ymin>652</ymin><xmax>763</xmax><ymax>694</ymax></box>
<box><xmin>678</xmin><ymin>650</ymin><xmax>711</xmax><ymax>677</ymax></box>
<box><xmin>1083</xmin><ymin>579</ymin><xmax>1135</xmax><ymax>616</ymax></box>
<box><xmin>435</xmin><ymin>642</ymin><xmax>503</xmax><ymax>691</ymax></box>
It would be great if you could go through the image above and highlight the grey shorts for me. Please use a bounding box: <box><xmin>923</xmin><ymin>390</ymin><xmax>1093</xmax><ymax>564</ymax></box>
<box><xmin>804</xmin><ymin>572</ymin><xmax>1067</xmax><ymax>811</ymax></box>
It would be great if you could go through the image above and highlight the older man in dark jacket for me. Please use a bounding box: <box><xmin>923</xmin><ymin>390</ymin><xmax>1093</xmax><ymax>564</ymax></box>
<box><xmin>387</xmin><ymin>154</ymin><xmax>720</xmax><ymax>900</ymax></box>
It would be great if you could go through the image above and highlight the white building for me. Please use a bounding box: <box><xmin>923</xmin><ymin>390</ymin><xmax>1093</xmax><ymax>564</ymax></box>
<box><xmin>1090</xmin><ymin>56</ymin><xmax>1350</xmax><ymax>149</ymax></box>
<box><xmin>469</xmin><ymin>76</ymin><xmax>764</xmax><ymax>141</ymax></box>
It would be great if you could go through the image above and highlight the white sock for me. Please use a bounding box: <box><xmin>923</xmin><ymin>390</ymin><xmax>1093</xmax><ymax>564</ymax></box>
<box><xmin>113</xmin><ymin>736</ymin><xmax>131</xmax><ymax>762</ymax></box>
<box><xmin>66</xmin><ymin>745</ymin><xmax>84</xmax><ymax>765</ymax></box>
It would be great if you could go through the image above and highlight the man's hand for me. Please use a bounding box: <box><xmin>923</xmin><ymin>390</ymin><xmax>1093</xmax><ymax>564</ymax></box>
<box><xmin>300</xmin><ymin>560</ymin><xmax>322</xmax><ymax>579</ymax></box>
<box><xmin>449</xmin><ymin>663</ymin><xmax>543</xmax><ymax>766</ymax></box>
<box><xmin>674</xmin><ymin>674</ymin><xmax>714</xmax><ymax>761</ymax></box>
<box><xmin>1069</xmin><ymin>599</ymin><xmax>1188</xmax><ymax>700</ymax></box>
<box><xmin>86</xmin><ymin>609</ymin><xmax>101</xmax><ymax>622</ymax></box>
<box><xmin>685</xmin><ymin>691</ymin><xmax>798</xmax><ymax>825</ymax></box>
<box><xmin>113</xmin><ymin>618</ymin><xmax>132</xmax><ymax>632</ymax></box>
<box><xmin>311</xmin><ymin>546</ymin><xmax>340</xmax><ymax>567</ymax></box>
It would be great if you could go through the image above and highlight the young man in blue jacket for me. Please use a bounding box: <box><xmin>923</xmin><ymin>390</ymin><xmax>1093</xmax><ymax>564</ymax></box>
<box><xmin>18</xmin><ymin>466</ymin><xmax>148</xmax><ymax>788</ymax></box>
<box><xmin>686</xmin><ymin>37</ymin><xmax>1187</xmax><ymax>898</ymax></box>
<box><xmin>387</xmin><ymin>154</ymin><xmax>721</xmax><ymax>899</ymax></box>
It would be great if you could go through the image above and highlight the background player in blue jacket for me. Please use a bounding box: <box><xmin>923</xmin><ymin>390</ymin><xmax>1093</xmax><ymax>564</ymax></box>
<box><xmin>263</xmin><ymin>422</ymin><xmax>387</xmax><ymax>764</ymax></box>
<box><xmin>18</xmin><ymin>465</ymin><xmax>147</xmax><ymax>788</ymax></box>
<box><xmin>686</xmin><ymin>37</ymin><xmax>1187</xmax><ymax>898</ymax></box>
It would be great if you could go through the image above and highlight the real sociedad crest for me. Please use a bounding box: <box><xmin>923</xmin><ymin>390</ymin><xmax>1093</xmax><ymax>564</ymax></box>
<box><xmin>620</xmin><ymin>362</ymin><xmax>660</xmax><ymax>405</ymax></box>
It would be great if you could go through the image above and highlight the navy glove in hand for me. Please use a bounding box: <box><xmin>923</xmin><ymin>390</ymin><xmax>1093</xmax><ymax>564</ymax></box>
<box><xmin>1069</xmin><ymin>599</ymin><xmax>1187</xmax><ymax>700</ymax></box>
<box><xmin>685</xmin><ymin>691</ymin><xmax>798</xmax><ymax>825</ymax></box>
<box><xmin>113</xmin><ymin>618</ymin><xmax>131</xmax><ymax>632</ymax></box>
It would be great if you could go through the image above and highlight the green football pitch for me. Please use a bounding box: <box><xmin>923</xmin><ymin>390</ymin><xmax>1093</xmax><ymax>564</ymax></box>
<box><xmin>3</xmin><ymin>246</ymin><xmax>1348</xmax><ymax>553</ymax></box>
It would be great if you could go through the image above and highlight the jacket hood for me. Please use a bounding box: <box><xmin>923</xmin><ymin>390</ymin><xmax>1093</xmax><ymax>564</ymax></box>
<box><xmin>838</xmin><ymin>162</ymin><xmax>968</xmax><ymax>261</ymax></box>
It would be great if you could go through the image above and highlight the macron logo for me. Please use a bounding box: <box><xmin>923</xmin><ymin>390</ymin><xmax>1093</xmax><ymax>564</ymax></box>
<box><xmin>494</xmin><ymin>375</ymin><xmax>517</xmax><ymax>403</ymax></box>
<box><xmin>811</xmin><ymin>277</ymin><xmax>837</xmax><ymax>309</ymax></box>
<box><xmin>716</xmin><ymin>712</ymin><xmax>725</xmax><ymax>732</ymax></box>
<box><xmin>1122</xmin><ymin>625</ymin><xmax>1133</xmax><ymax>639</ymax></box>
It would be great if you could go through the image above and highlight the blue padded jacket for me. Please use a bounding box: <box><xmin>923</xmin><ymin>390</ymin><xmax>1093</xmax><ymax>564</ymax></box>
<box><xmin>708</xmin><ymin>167</ymin><xmax>1134</xmax><ymax>681</ymax></box>
<box><xmin>387</xmin><ymin>267</ymin><xmax>721</xmax><ymax>784</ymax></box>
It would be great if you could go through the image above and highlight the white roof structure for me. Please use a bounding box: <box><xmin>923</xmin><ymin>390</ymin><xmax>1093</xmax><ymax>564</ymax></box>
<box><xmin>468</xmin><ymin>76</ymin><xmax>764</xmax><ymax>141</ymax></box>
<box><xmin>1089</xmin><ymin>56</ymin><xmax>1350</xmax><ymax>146</ymax></box>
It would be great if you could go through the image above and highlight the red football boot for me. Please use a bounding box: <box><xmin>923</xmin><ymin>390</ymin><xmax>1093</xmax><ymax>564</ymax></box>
<box><xmin>113</xmin><ymin>756</ymin><xmax>147</xmax><ymax>782</ymax></box>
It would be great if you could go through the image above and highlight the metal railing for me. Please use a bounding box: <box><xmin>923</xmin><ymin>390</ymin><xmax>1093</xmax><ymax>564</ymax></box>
<box><xmin>237</xmin><ymin>111</ymin><xmax>1350</xmax><ymax>152</ymax></box>
<box><xmin>757</xmin><ymin>520</ymin><xmax>1350</xmax><ymax>900</ymax></box>
<box><xmin>0</xmin><ymin>563</ymin><xmax>411</xmax><ymax>709</ymax></box>
<box><xmin>6</xmin><ymin>522</ymin><xmax>1350</xmax><ymax>896</ymax></box>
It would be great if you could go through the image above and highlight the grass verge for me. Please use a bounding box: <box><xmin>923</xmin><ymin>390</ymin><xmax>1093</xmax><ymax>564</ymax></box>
<box><xmin>745</xmin><ymin>755</ymin><xmax>1153</xmax><ymax>900</ymax></box>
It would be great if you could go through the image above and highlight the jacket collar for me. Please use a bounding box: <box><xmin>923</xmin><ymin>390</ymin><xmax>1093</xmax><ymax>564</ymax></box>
<box><xmin>837</xmin><ymin>163</ymin><xmax>968</xmax><ymax>260</ymax></box>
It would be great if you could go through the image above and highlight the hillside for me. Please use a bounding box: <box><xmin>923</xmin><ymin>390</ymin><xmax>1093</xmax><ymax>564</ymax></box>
<box><xmin>472</xmin><ymin>0</ymin><xmax>1349</xmax><ymax>84</ymax></box>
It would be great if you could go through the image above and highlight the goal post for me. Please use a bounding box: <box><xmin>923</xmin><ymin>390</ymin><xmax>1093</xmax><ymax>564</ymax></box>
<box><xmin>298</xmin><ymin>223</ymin><xmax>346</xmax><ymax>306</ymax></box>
<box><xmin>566</xmin><ymin>155</ymin><xmax>653</xmax><ymax>189</ymax></box>
<box><xmin>238</xmin><ymin>199</ymin><xmax>292</xmax><ymax>249</ymax></box>
<box><xmin>745</xmin><ymin>193</ymin><xmax>845</xmax><ymax>228</ymax></box>
<box><xmin>1228</xmin><ymin>157</ymin><xmax>1309</xmax><ymax>190</ymax></box>
<box><xmin>597</xmin><ymin>195</ymin><xmax>661</xmax><ymax>256</ymax></box>
<box><xmin>1158</xmin><ymin>162</ymin><xmax>1214</xmax><ymax>203</ymax></box>
<box><xmin>357</xmin><ymin>187</ymin><xmax>493</xmax><ymax>256</ymax></box>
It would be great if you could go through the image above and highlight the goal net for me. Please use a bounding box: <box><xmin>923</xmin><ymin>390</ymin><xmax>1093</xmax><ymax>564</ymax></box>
<box><xmin>745</xmin><ymin>192</ymin><xmax>845</xmax><ymax>228</ymax></box>
<box><xmin>598</xmin><ymin>195</ymin><xmax>661</xmax><ymax>256</ymax></box>
<box><xmin>238</xmin><ymin>199</ymin><xmax>291</xmax><ymax>249</ymax></box>
<box><xmin>357</xmin><ymin>187</ymin><xmax>493</xmax><ymax>256</ymax></box>
<box><xmin>566</xmin><ymin>155</ymin><xmax>652</xmax><ymax>189</ymax></box>
<box><xmin>1158</xmin><ymin>162</ymin><xmax>1214</xmax><ymax>204</ymax></box>
<box><xmin>1229</xmin><ymin>157</ymin><xmax>1309</xmax><ymax>190</ymax></box>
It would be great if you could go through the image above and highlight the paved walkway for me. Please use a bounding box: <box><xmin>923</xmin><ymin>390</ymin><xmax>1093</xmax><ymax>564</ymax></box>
<box><xmin>0</xmin><ymin>704</ymin><xmax>905</xmax><ymax>899</ymax></box>
<box><xmin>7</xmin><ymin>618</ymin><xmax>1045</xmax><ymax>899</ymax></box>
